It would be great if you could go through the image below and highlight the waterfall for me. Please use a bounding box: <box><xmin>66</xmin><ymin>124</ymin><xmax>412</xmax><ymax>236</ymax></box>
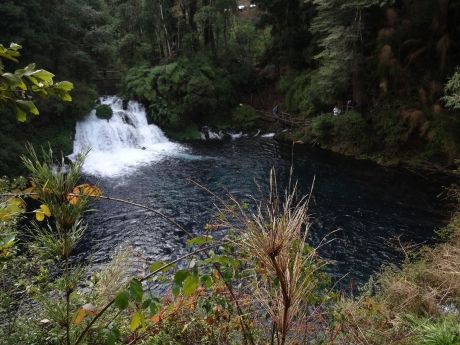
<box><xmin>71</xmin><ymin>96</ymin><xmax>182</xmax><ymax>177</ymax></box>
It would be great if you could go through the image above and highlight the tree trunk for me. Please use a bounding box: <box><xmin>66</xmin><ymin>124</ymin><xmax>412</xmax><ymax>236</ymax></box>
<box><xmin>158</xmin><ymin>0</ymin><xmax>171</xmax><ymax>56</ymax></box>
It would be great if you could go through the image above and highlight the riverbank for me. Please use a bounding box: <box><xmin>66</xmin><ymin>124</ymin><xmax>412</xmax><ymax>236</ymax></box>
<box><xmin>337</xmin><ymin>190</ymin><xmax>460</xmax><ymax>343</ymax></box>
<box><xmin>274</xmin><ymin>124</ymin><xmax>458</xmax><ymax>174</ymax></box>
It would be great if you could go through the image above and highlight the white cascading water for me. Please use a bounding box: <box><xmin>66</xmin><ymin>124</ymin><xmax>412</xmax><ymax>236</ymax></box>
<box><xmin>71</xmin><ymin>96</ymin><xmax>182</xmax><ymax>177</ymax></box>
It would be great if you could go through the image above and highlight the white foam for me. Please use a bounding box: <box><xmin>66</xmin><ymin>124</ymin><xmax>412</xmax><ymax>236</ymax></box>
<box><xmin>207</xmin><ymin>130</ymin><xmax>225</xmax><ymax>140</ymax></box>
<box><xmin>261</xmin><ymin>133</ymin><xmax>275</xmax><ymax>138</ymax></box>
<box><xmin>71</xmin><ymin>96</ymin><xmax>183</xmax><ymax>177</ymax></box>
<box><xmin>230</xmin><ymin>132</ymin><xmax>243</xmax><ymax>140</ymax></box>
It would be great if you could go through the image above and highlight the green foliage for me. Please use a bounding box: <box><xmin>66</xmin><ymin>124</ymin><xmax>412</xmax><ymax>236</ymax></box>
<box><xmin>311</xmin><ymin>112</ymin><xmax>368</xmax><ymax>146</ymax></box>
<box><xmin>255</xmin><ymin>0</ymin><xmax>314</xmax><ymax>68</ymax></box>
<box><xmin>0</xmin><ymin>0</ymin><xmax>115</xmax><ymax>174</ymax></box>
<box><xmin>309</xmin><ymin>0</ymin><xmax>381</xmax><ymax>102</ymax></box>
<box><xmin>168</xmin><ymin>124</ymin><xmax>202</xmax><ymax>140</ymax></box>
<box><xmin>231</xmin><ymin>104</ymin><xmax>258</xmax><ymax>130</ymax></box>
<box><xmin>95</xmin><ymin>104</ymin><xmax>113</xmax><ymax>120</ymax></box>
<box><xmin>372</xmin><ymin>104</ymin><xmax>408</xmax><ymax>150</ymax></box>
<box><xmin>443</xmin><ymin>69</ymin><xmax>460</xmax><ymax>110</ymax></box>
<box><xmin>279</xmin><ymin>73</ymin><xmax>317</xmax><ymax>115</ymax></box>
<box><xmin>408</xmin><ymin>316</ymin><xmax>460</xmax><ymax>345</ymax></box>
<box><xmin>424</xmin><ymin>116</ymin><xmax>460</xmax><ymax>163</ymax></box>
<box><xmin>311</xmin><ymin>113</ymin><xmax>336</xmax><ymax>140</ymax></box>
<box><xmin>334</xmin><ymin>111</ymin><xmax>368</xmax><ymax>145</ymax></box>
<box><xmin>0</xmin><ymin>43</ymin><xmax>74</xmax><ymax>122</ymax></box>
<box><xmin>125</xmin><ymin>57</ymin><xmax>246</xmax><ymax>132</ymax></box>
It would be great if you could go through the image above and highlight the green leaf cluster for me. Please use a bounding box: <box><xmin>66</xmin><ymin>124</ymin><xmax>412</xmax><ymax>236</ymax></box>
<box><xmin>0</xmin><ymin>43</ymin><xmax>74</xmax><ymax>122</ymax></box>
<box><xmin>125</xmin><ymin>57</ymin><xmax>243</xmax><ymax>131</ymax></box>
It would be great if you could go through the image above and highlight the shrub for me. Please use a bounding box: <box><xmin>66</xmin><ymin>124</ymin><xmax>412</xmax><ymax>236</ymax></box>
<box><xmin>442</xmin><ymin>69</ymin><xmax>460</xmax><ymax>110</ymax></box>
<box><xmin>311</xmin><ymin>113</ymin><xmax>335</xmax><ymax>140</ymax></box>
<box><xmin>231</xmin><ymin>104</ymin><xmax>258</xmax><ymax>130</ymax></box>
<box><xmin>279</xmin><ymin>70</ymin><xmax>346</xmax><ymax>116</ymax></box>
<box><xmin>424</xmin><ymin>116</ymin><xmax>460</xmax><ymax>163</ymax></box>
<box><xmin>95</xmin><ymin>104</ymin><xmax>113</xmax><ymax>120</ymax></box>
<box><xmin>124</xmin><ymin>57</ymin><xmax>249</xmax><ymax>133</ymax></box>
<box><xmin>373</xmin><ymin>105</ymin><xmax>409</xmax><ymax>150</ymax></box>
<box><xmin>334</xmin><ymin>111</ymin><xmax>368</xmax><ymax>145</ymax></box>
<box><xmin>410</xmin><ymin>316</ymin><xmax>460</xmax><ymax>345</ymax></box>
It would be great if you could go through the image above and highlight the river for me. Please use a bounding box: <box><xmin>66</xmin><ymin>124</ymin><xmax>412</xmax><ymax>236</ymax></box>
<box><xmin>74</xmin><ymin>97</ymin><xmax>451</xmax><ymax>287</ymax></box>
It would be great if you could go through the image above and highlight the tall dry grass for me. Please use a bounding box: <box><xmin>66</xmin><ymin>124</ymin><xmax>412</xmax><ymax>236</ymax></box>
<box><xmin>336</xmin><ymin>192</ymin><xmax>460</xmax><ymax>345</ymax></box>
<box><xmin>223</xmin><ymin>168</ymin><xmax>327</xmax><ymax>345</ymax></box>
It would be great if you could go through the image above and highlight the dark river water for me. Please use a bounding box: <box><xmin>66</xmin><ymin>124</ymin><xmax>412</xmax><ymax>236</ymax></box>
<box><xmin>78</xmin><ymin>137</ymin><xmax>452</xmax><ymax>287</ymax></box>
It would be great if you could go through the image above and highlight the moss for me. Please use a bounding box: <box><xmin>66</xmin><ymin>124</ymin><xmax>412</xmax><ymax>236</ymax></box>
<box><xmin>95</xmin><ymin>104</ymin><xmax>113</xmax><ymax>120</ymax></box>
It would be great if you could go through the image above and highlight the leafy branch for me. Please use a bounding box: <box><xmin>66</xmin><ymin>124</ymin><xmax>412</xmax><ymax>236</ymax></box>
<box><xmin>0</xmin><ymin>43</ymin><xmax>74</xmax><ymax>121</ymax></box>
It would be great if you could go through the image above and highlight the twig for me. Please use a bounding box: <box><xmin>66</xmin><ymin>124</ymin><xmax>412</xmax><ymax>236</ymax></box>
<box><xmin>74</xmin><ymin>245</ymin><xmax>219</xmax><ymax>345</ymax></box>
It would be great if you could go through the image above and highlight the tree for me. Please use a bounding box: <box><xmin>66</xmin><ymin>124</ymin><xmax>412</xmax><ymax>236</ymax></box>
<box><xmin>0</xmin><ymin>43</ymin><xmax>73</xmax><ymax>122</ymax></box>
<box><xmin>309</xmin><ymin>0</ymin><xmax>381</xmax><ymax>107</ymax></box>
<box><xmin>255</xmin><ymin>0</ymin><xmax>314</xmax><ymax>69</ymax></box>
<box><xmin>443</xmin><ymin>69</ymin><xmax>460</xmax><ymax>110</ymax></box>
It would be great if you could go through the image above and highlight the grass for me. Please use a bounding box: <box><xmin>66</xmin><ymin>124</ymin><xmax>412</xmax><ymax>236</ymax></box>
<box><xmin>336</xmin><ymin>189</ymin><xmax>460</xmax><ymax>344</ymax></box>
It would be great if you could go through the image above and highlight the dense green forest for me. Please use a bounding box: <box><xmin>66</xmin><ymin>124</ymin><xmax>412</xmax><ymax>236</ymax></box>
<box><xmin>2</xmin><ymin>0</ymin><xmax>460</xmax><ymax>174</ymax></box>
<box><xmin>2</xmin><ymin>2</ymin><xmax>460</xmax><ymax>344</ymax></box>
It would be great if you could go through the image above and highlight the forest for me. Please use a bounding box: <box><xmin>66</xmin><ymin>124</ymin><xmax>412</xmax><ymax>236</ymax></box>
<box><xmin>1</xmin><ymin>0</ymin><xmax>460</xmax><ymax>173</ymax></box>
<box><xmin>1</xmin><ymin>0</ymin><xmax>460</xmax><ymax>344</ymax></box>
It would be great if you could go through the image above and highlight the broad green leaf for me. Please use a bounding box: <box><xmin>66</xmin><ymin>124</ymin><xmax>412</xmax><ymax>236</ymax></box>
<box><xmin>30</xmin><ymin>69</ymin><xmax>54</xmax><ymax>83</ymax></box>
<box><xmin>114</xmin><ymin>291</ymin><xmax>129</xmax><ymax>310</ymax></box>
<box><xmin>182</xmin><ymin>275</ymin><xmax>199</xmax><ymax>297</ymax></box>
<box><xmin>2</xmin><ymin>73</ymin><xmax>21</xmax><ymax>85</ymax></box>
<box><xmin>9</xmin><ymin>43</ymin><xmax>21</xmax><ymax>50</ymax></box>
<box><xmin>130</xmin><ymin>310</ymin><xmax>142</xmax><ymax>331</ymax></box>
<box><xmin>200</xmin><ymin>275</ymin><xmax>213</xmax><ymax>288</ymax></box>
<box><xmin>16</xmin><ymin>108</ymin><xmax>27</xmax><ymax>122</ymax></box>
<box><xmin>186</xmin><ymin>235</ymin><xmax>213</xmax><ymax>247</ymax></box>
<box><xmin>0</xmin><ymin>197</ymin><xmax>25</xmax><ymax>221</ymax></box>
<box><xmin>0</xmin><ymin>235</ymin><xmax>16</xmax><ymax>250</ymax></box>
<box><xmin>174</xmin><ymin>270</ymin><xmax>190</xmax><ymax>286</ymax></box>
<box><xmin>129</xmin><ymin>279</ymin><xmax>143</xmax><ymax>303</ymax></box>
<box><xmin>16</xmin><ymin>100</ymin><xmax>39</xmax><ymax>115</ymax></box>
<box><xmin>105</xmin><ymin>327</ymin><xmax>120</xmax><ymax>345</ymax></box>
<box><xmin>172</xmin><ymin>283</ymin><xmax>181</xmax><ymax>297</ymax></box>
<box><xmin>204</xmin><ymin>255</ymin><xmax>231</xmax><ymax>266</ymax></box>
<box><xmin>22</xmin><ymin>63</ymin><xmax>36</xmax><ymax>76</ymax></box>
<box><xmin>27</xmin><ymin>75</ymin><xmax>39</xmax><ymax>86</ymax></box>
<box><xmin>141</xmin><ymin>299</ymin><xmax>151</xmax><ymax>309</ymax></box>
<box><xmin>105</xmin><ymin>331</ymin><xmax>116</xmax><ymax>345</ymax></box>
<box><xmin>60</xmin><ymin>92</ymin><xmax>72</xmax><ymax>102</ymax></box>
<box><xmin>150</xmin><ymin>261</ymin><xmax>166</xmax><ymax>273</ymax></box>
<box><xmin>149</xmin><ymin>302</ymin><xmax>159</xmax><ymax>316</ymax></box>
<box><xmin>55</xmin><ymin>81</ymin><xmax>74</xmax><ymax>91</ymax></box>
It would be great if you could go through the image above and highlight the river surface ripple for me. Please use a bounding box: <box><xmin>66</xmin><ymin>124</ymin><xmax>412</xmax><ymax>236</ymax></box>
<box><xmin>77</xmin><ymin>138</ymin><xmax>451</xmax><ymax>287</ymax></box>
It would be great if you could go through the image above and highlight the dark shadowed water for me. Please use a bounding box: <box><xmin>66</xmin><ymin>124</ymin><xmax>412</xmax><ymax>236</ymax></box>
<box><xmin>77</xmin><ymin>137</ymin><xmax>451</xmax><ymax>287</ymax></box>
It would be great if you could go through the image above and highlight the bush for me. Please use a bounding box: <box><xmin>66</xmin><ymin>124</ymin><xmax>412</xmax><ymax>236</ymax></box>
<box><xmin>424</xmin><ymin>116</ymin><xmax>460</xmax><ymax>163</ymax></box>
<box><xmin>334</xmin><ymin>111</ymin><xmax>368</xmax><ymax>145</ymax></box>
<box><xmin>279</xmin><ymin>73</ymin><xmax>317</xmax><ymax>115</ymax></box>
<box><xmin>95</xmin><ymin>104</ymin><xmax>113</xmax><ymax>120</ymax></box>
<box><xmin>372</xmin><ymin>105</ymin><xmax>408</xmax><ymax>150</ymax></box>
<box><xmin>279</xmin><ymin>70</ymin><xmax>347</xmax><ymax>116</ymax></box>
<box><xmin>232</xmin><ymin>104</ymin><xmax>258</xmax><ymax>130</ymax></box>
<box><xmin>311</xmin><ymin>112</ymin><xmax>368</xmax><ymax>149</ymax></box>
<box><xmin>311</xmin><ymin>114</ymin><xmax>335</xmax><ymax>140</ymax></box>
<box><xmin>124</xmin><ymin>57</ymin><xmax>250</xmax><ymax>133</ymax></box>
